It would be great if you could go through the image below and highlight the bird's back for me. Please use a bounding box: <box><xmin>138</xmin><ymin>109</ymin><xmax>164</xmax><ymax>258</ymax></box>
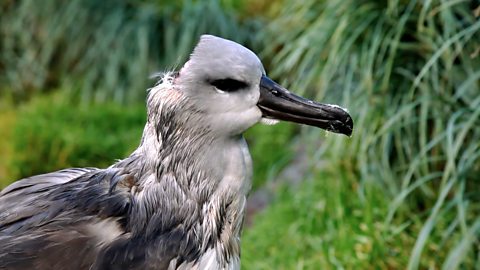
<box><xmin>0</xmin><ymin>167</ymin><xmax>134</xmax><ymax>270</ymax></box>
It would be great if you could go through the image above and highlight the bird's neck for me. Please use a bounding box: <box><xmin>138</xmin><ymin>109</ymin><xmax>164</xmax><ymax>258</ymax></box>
<box><xmin>114</xmin><ymin>120</ymin><xmax>252</xmax><ymax>268</ymax></box>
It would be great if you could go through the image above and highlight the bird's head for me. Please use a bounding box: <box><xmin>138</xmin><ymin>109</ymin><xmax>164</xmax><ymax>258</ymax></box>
<box><xmin>151</xmin><ymin>35</ymin><xmax>353</xmax><ymax>138</ymax></box>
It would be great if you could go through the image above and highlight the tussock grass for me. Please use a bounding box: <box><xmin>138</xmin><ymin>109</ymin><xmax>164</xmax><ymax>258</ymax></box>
<box><xmin>244</xmin><ymin>0</ymin><xmax>480</xmax><ymax>269</ymax></box>
<box><xmin>0</xmin><ymin>0</ymin><xmax>256</xmax><ymax>104</ymax></box>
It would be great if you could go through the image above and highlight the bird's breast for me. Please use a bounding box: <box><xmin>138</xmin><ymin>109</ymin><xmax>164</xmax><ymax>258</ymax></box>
<box><xmin>217</xmin><ymin>137</ymin><xmax>253</xmax><ymax>195</ymax></box>
<box><xmin>192</xmin><ymin>137</ymin><xmax>252</xmax><ymax>269</ymax></box>
<box><xmin>124</xmin><ymin>137</ymin><xmax>253</xmax><ymax>269</ymax></box>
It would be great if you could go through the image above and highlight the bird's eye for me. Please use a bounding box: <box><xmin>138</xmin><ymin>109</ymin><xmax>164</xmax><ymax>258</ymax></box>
<box><xmin>210</xmin><ymin>78</ymin><xmax>248</xmax><ymax>92</ymax></box>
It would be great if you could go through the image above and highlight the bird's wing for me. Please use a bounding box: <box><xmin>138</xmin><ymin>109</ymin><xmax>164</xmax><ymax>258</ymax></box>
<box><xmin>0</xmin><ymin>167</ymin><xmax>135</xmax><ymax>270</ymax></box>
<box><xmin>0</xmin><ymin>168</ymin><xmax>95</xmax><ymax>228</ymax></box>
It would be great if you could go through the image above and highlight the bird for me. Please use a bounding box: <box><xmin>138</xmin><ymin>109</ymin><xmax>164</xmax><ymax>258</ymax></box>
<box><xmin>0</xmin><ymin>35</ymin><xmax>353</xmax><ymax>270</ymax></box>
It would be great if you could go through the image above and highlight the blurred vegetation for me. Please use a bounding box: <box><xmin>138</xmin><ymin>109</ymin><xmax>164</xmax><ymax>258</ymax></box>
<box><xmin>245</xmin><ymin>123</ymin><xmax>297</xmax><ymax>189</ymax></box>
<box><xmin>0</xmin><ymin>93</ymin><xmax>146</xmax><ymax>185</ymax></box>
<box><xmin>0</xmin><ymin>0</ymin><xmax>257</xmax><ymax>103</ymax></box>
<box><xmin>245</xmin><ymin>0</ymin><xmax>480</xmax><ymax>269</ymax></box>
<box><xmin>0</xmin><ymin>0</ymin><xmax>479</xmax><ymax>269</ymax></box>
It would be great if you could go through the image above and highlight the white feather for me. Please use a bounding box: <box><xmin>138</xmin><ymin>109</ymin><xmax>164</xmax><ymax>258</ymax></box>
<box><xmin>260</xmin><ymin>118</ymin><xmax>279</xmax><ymax>125</ymax></box>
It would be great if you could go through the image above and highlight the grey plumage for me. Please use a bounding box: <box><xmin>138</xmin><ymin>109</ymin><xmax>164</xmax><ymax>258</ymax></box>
<box><xmin>0</xmin><ymin>35</ymin><xmax>353</xmax><ymax>270</ymax></box>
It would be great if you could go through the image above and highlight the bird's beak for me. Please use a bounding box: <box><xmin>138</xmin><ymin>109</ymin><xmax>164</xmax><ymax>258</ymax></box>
<box><xmin>258</xmin><ymin>75</ymin><xmax>353</xmax><ymax>136</ymax></box>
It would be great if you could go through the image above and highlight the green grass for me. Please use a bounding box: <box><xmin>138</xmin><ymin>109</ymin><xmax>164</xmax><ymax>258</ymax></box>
<box><xmin>0</xmin><ymin>93</ymin><xmax>146</xmax><ymax>186</ymax></box>
<box><xmin>243</xmin><ymin>0</ymin><xmax>480</xmax><ymax>269</ymax></box>
<box><xmin>243</xmin><ymin>165</ymin><xmax>479</xmax><ymax>269</ymax></box>
<box><xmin>242</xmin><ymin>168</ymin><xmax>404</xmax><ymax>269</ymax></box>
<box><xmin>245</xmin><ymin>123</ymin><xmax>297</xmax><ymax>189</ymax></box>
<box><xmin>0</xmin><ymin>0</ymin><xmax>257</xmax><ymax>104</ymax></box>
<box><xmin>0</xmin><ymin>100</ymin><xmax>16</xmax><ymax>183</ymax></box>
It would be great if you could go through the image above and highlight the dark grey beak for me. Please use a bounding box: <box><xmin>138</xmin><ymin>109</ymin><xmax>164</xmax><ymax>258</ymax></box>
<box><xmin>258</xmin><ymin>75</ymin><xmax>353</xmax><ymax>136</ymax></box>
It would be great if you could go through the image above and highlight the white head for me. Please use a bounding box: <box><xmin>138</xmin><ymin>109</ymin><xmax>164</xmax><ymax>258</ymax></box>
<box><xmin>175</xmin><ymin>35</ymin><xmax>264</xmax><ymax>136</ymax></box>
<box><xmin>147</xmin><ymin>35</ymin><xmax>353</xmax><ymax>140</ymax></box>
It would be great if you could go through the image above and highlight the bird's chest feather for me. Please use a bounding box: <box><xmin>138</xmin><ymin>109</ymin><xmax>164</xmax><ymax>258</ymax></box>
<box><xmin>185</xmin><ymin>137</ymin><xmax>252</xmax><ymax>269</ymax></box>
<box><xmin>114</xmin><ymin>138</ymin><xmax>252</xmax><ymax>269</ymax></box>
<box><xmin>215</xmin><ymin>137</ymin><xmax>253</xmax><ymax>196</ymax></box>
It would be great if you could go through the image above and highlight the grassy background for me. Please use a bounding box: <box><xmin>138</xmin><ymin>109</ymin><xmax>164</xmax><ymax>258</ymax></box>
<box><xmin>1</xmin><ymin>0</ymin><xmax>479</xmax><ymax>269</ymax></box>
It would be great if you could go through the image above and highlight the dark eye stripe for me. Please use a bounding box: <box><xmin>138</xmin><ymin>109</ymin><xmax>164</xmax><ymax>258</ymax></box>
<box><xmin>210</xmin><ymin>78</ymin><xmax>248</xmax><ymax>92</ymax></box>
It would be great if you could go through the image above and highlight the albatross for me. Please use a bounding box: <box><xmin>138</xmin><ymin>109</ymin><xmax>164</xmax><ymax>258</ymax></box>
<box><xmin>0</xmin><ymin>35</ymin><xmax>353</xmax><ymax>270</ymax></box>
